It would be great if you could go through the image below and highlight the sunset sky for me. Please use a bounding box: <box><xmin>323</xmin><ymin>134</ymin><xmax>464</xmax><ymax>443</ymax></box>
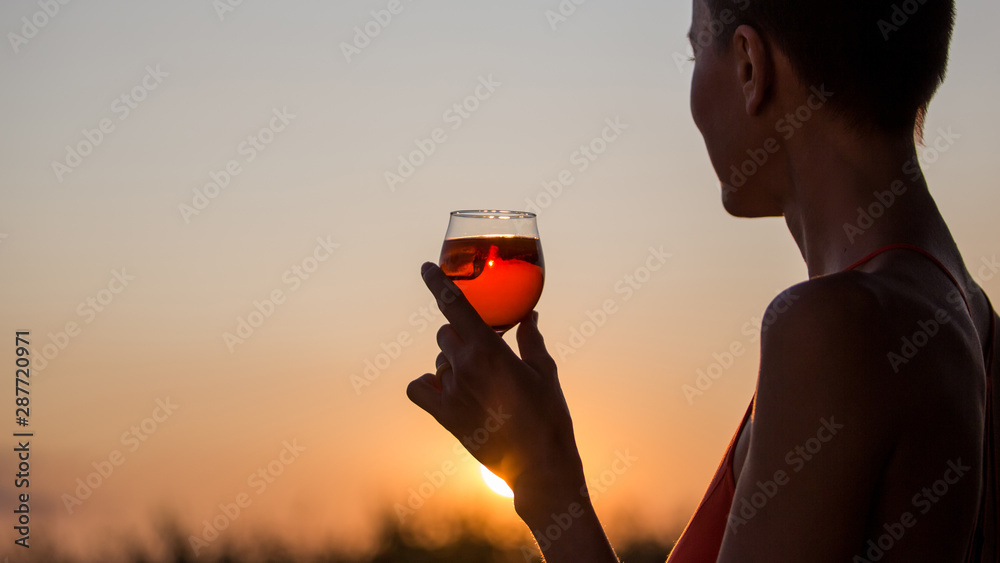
<box><xmin>1</xmin><ymin>0</ymin><xmax>999</xmax><ymax>559</ymax></box>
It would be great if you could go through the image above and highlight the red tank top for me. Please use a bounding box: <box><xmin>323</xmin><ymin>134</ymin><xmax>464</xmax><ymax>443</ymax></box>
<box><xmin>667</xmin><ymin>244</ymin><xmax>997</xmax><ymax>562</ymax></box>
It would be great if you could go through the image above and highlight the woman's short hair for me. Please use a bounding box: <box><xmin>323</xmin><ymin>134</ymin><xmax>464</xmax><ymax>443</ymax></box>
<box><xmin>704</xmin><ymin>0</ymin><xmax>956</xmax><ymax>133</ymax></box>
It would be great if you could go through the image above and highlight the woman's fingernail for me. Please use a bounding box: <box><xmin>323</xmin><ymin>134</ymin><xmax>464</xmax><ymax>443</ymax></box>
<box><xmin>421</xmin><ymin>262</ymin><xmax>434</xmax><ymax>275</ymax></box>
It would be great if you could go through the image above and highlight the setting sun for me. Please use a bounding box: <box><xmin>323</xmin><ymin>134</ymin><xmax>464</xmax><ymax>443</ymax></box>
<box><xmin>480</xmin><ymin>465</ymin><xmax>515</xmax><ymax>498</ymax></box>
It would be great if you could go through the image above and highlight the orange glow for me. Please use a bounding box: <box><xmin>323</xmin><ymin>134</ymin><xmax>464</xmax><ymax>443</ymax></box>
<box><xmin>480</xmin><ymin>465</ymin><xmax>515</xmax><ymax>498</ymax></box>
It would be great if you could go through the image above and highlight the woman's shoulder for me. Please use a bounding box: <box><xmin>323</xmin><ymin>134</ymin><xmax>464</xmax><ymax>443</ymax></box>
<box><xmin>762</xmin><ymin>266</ymin><xmax>979</xmax><ymax>358</ymax></box>
<box><xmin>756</xmin><ymin>269</ymin><xmax>985</xmax><ymax>439</ymax></box>
<box><xmin>760</xmin><ymin>270</ymin><xmax>907</xmax><ymax>361</ymax></box>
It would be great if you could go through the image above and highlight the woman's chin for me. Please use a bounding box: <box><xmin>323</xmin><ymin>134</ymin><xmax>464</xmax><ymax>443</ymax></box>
<box><xmin>721</xmin><ymin>186</ymin><xmax>782</xmax><ymax>218</ymax></box>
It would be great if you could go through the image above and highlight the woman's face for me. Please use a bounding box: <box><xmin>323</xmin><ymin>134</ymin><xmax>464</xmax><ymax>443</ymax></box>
<box><xmin>688</xmin><ymin>0</ymin><xmax>784</xmax><ymax>218</ymax></box>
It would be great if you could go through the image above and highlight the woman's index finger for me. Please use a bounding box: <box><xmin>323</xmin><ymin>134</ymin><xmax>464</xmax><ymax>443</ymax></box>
<box><xmin>421</xmin><ymin>262</ymin><xmax>495</xmax><ymax>343</ymax></box>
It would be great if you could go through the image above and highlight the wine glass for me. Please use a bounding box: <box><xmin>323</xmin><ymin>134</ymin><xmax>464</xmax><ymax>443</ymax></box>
<box><xmin>438</xmin><ymin>210</ymin><xmax>544</xmax><ymax>498</ymax></box>
<box><xmin>439</xmin><ymin>210</ymin><xmax>545</xmax><ymax>335</ymax></box>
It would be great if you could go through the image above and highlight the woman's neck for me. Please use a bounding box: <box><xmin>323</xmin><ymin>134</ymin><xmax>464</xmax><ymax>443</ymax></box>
<box><xmin>777</xmin><ymin>128</ymin><xmax>954</xmax><ymax>278</ymax></box>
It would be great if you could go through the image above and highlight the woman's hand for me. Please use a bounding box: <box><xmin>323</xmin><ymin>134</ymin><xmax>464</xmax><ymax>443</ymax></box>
<box><xmin>407</xmin><ymin>263</ymin><xmax>620</xmax><ymax>562</ymax></box>
<box><xmin>406</xmin><ymin>262</ymin><xmax>586</xmax><ymax>511</ymax></box>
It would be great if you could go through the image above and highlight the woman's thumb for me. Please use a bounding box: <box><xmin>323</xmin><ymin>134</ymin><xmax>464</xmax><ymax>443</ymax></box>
<box><xmin>516</xmin><ymin>311</ymin><xmax>556</xmax><ymax>374</ymax></box>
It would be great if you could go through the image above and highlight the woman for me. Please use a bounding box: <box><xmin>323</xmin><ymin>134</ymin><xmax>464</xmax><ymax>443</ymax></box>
<box><xmin>407</xmin><ymin>0</ymin><xmax>998</xmax><ymax>560</ymax></box>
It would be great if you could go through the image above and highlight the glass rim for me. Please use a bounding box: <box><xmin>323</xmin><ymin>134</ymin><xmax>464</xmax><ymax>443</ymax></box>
<box><xmin>449</xmin><ymin>210</ymin><xmax>537</xmax><ymax>220</ymax></box>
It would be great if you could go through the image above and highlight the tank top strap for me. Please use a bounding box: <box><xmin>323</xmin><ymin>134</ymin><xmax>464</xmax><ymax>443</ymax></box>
<box><xmin>725</xmin><ymin>394</ymin><xmax>756</xmax><ymax>477</ymax></box>
<box><xmin>844</xmin><ymin>243</ymin><xmax>973</xmax><ymax>316</ymax></box>
<box><xmin>984</xmin><ymin>292</ymin><xmax>996</xmax><ymax>373</ymax></box>
<box><xmin>966</xmin><ymin>292</ymin><xmax>996</xmax><ymax>561</ymax></box>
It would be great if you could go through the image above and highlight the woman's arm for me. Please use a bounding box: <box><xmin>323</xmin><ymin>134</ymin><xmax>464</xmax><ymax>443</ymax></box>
<box><xmin>718</xmin><ymin>275</ymin><xmax>982</xmax><ymax>561</ymax></box>
<box><xmin>407</xmin><ymin>263</ymin><xmax>619</xmax><ymax>562</ymax></box>
<box><xmin>718</xmin><ymin>280</ymin><xmax>889</xmax><ymax>561</ymax></box>
<box><xmin>514</xmin><ymin>482</ymin><xmax>619</xmax><ymax>562</ymax></box>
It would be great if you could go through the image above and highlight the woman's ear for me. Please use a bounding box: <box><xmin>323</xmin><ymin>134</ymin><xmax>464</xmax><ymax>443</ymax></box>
<box><xmin>732</xmin><ymin>24</ymin><xmax>772</xmax><ymax>116</ymax></box>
